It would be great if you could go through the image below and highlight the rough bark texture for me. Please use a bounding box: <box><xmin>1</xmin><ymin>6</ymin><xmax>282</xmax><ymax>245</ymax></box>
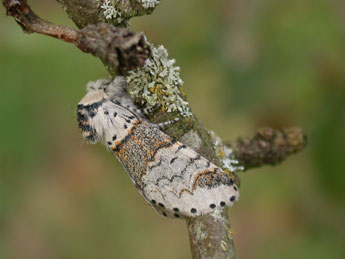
<box><xmin>187</xmin><ymin>210</ymin><xmax>236</xmax><ymax>259</ymax></box>
<box><xmin>77</xmin><ymin>23</ymin><xmax>151</xmax><ymax>75</ymax></box>
<box><xmin>1</xmin><ymin>1</ymin><xmax>307</xmax><ymax>259</ymax></box>
<box><xmin>227</xmin><ymin>127</ymin><xmax>307</xmax><ymax>171</ymax></box>
<box><xmin>56</xmin><ymin>0</ymin><xmax>104</xmax><ymax>28</ymax></box>
<box><xmin>56</xmin><ymin>0</ymin><xmax>155</xmax><ymax>28</ymax></box>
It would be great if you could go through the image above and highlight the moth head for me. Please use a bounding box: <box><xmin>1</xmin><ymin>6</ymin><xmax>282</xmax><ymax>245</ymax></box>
<box><xmin>80</xmin><ymin>80</ymin><xmax>108</xmax><ymax>106</ymax></box>
<box><xmin>86</xmin><ymin>79</ymin><xmax>110</xmax><ymax>92</ymax></box>
<box><xmin>77</xmin><ymin>81</ymin><xmax>109</xmax><ymax>144</ymax></box>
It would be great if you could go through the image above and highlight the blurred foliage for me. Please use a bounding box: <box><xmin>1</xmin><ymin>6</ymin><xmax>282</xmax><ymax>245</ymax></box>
<box><xmin>0</xmin><ymin>0</ymin><xmax>344</xmax><ymax>258</ymax></box>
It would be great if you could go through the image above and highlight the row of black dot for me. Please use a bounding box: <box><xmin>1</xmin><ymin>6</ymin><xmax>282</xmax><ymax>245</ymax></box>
<box><xmin>153</xmin><ymin>196</ymin><xmax>236</xmax><ymax>218</ymax></box>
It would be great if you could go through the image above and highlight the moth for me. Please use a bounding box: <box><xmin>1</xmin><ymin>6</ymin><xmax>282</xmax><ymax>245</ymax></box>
<box><xmin>77</xmin><ymin>77</ymin><xmax>239</xmax><ymax>218</ymax></box>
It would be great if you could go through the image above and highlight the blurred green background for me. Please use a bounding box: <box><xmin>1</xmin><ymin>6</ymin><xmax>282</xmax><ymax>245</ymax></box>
<box><xmin>1</xmin><ymin>0</ymin><xmax>344</xmax><ymax>258</ymax></box>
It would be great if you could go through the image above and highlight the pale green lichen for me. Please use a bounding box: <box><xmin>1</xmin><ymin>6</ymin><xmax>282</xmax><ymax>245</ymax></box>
<box><xmin>221</xmin><ymin>240</ymin><xmax>228</xmax><ymax>251</ymax></box>
<box><xmin>98</xmin><ymin>0</ymin><xmax>124</xmax><ymax>23</ymax></box>
<box><xmin>210</xmin><ymin>131</ymin><xmax>244</xmax><ymax>173</ymax></box>
<box><xmin>137</xmin><ymin>0</ymin><xmax>160</xmax><ymax>9</ymax></box>
<box><xmin>127</xmin><ymin>42</ymin><xmax>192</xmax><ymax>117</ymax></box>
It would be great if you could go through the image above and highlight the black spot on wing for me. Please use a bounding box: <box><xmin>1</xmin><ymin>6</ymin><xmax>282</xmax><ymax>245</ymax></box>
<box><xmin>170</xmin><ymin>157</ymin><xmax>178</xmax><ymax>164</ymax></box>
<box><xmin>175</xmin><ymin>144</ymin><xmax>187</xmax><ymax>153</ymax></box>
<box><xmin>89</xmin><ymin>111</ymin><xmax>96</xmax><ymax>117</ymax></box>
<box><xmin>77</xmin><ymin>113</ymin><xmax>88</xmax><ymax>122</ymax></box>
<box><xmin>79</xmin><ymin>124</ymin><xmax>92</xmax><ymax>132</ymax></box>
<box><xmin>77</xmin><ymin>104</ymin><xmax>84</xmax><ymax>111</ymax></box>
<box><xmin>112</xmin><ymin>100</ymin><xmax>121</xmax><ymax>105</ymax></box>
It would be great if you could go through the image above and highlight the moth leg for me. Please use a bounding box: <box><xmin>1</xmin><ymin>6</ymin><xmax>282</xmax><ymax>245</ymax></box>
<box><xmin>156</xmin><ymin>117</ymin><xmax>180</xmax><ymax>130</ymax></box>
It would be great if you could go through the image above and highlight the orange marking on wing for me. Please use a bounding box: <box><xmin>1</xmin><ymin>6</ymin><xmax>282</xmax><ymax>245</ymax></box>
<box><xmin>191</xmin><ymin>168</ymin><xmax>216</xmax><ymax>190</ymax></box>
<box><xmin>178</xmin><ymin>188</ymin><xmax>193</xmax><ymax>197</ymax></box>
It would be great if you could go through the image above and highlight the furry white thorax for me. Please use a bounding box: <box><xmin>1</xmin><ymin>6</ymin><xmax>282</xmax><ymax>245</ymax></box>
<box><xmin>78</xmin><ymin>77</ymin><xmax>143</xmax><ymax>144</ymax></box>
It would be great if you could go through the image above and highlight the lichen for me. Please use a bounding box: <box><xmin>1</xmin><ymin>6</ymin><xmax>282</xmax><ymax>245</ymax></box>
<box><xmin>221</xmin><ymin>240</ymin><xmax>228</xmax><ymax>251</ymax></box>
<box><xmin>137</xmin><ymin>0</ymin><xmax>160</xmax><ymax>9</ymax></box>
<box><xmin>126</xmin><ymin>42</ymin><xmax>192</xmax><ymax>117</ymax></box>
<box><xmin>210</xmin><ymin>131</ymin><xmax>244</xmax><ymax>173</ymax></box>
<box><xmin>98</xmin><ymin>0</ymin><xmax>124</xmax><ymax>23</ymax></box>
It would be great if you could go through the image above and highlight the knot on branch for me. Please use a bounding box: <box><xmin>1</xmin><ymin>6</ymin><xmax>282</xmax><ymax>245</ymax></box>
<box><xmin>228</xmin><ymin>127</ymin><xmax>307</xmax><ymax>170</ymax></box>
<box><xmin>77</xmin><ymin>23</ymin><xmax>151</xmax><ymax>75</ymax></box>
<box><xmin>3</xmin><ymin>0</ymin><xmax>36</xmax><ymax>33</ymax></box>
<box><xmin>3</xmin><ymin>0</ymin><xmax>28</xmax><ymax>15</ymax></box>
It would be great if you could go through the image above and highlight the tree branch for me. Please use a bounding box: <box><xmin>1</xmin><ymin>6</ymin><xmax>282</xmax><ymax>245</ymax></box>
<box><xmin>187</xmin><ymin>210</ymin><xmax>236</xmax><ymax>259</ymax></box>
<box><xmin>2</xmin><ymin>0</ymin><xmax>151</xmax><ymax>75</ymax></box>
<box><xmin>3</xmin><ymin>0</ymin><xmax>78</xmax><ymax>42</ymax></box>
<box><xmin>1</xmin><ymin>1</ymin><xmax>307</xmax><ymax>259</ymax></box>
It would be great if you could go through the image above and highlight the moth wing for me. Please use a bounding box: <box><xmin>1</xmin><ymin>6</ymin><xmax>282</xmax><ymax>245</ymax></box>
<box><xmin>142</xmin><ymin>140</ymin><xmax>239</xmax><ymax>219</ymax></box>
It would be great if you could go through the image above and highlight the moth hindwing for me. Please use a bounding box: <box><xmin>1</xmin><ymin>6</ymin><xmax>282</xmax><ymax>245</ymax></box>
<box><xmin>77</xmin><ymin>77</ymin><xmax>239</xmax><ymax>219</ymax></box>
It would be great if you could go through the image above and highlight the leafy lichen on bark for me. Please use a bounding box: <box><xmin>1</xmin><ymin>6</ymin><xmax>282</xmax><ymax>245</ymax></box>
<box><xmin>127</xmin><ymin>42</ymin><xmax>192</xmax><ymax>118</ymax></box>
<box><xmin>56</xmin><ymin>0</ymin><xmax>156</xmax><ymax>28</ymax></box>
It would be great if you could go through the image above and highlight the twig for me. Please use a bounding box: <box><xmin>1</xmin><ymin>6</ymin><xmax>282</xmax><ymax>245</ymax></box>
<box><xmin>3</xmin><ymin>0</ymin><xmax>78</xmax><ymax>42</ymax></box>
<box><xmin>227</xmin><ymin>127</ymin><xmax>307</xmax><ymax>170</ymax></box>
